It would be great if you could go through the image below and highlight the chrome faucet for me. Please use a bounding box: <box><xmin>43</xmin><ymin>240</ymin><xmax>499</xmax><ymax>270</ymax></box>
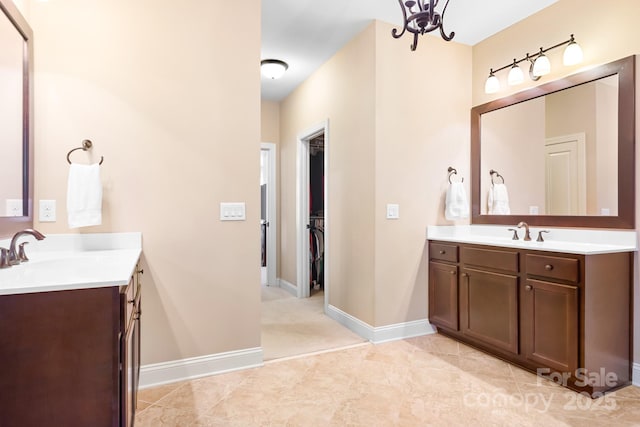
<box><xmin>8</xmin><ymin>229</ymin><xmax>45</xmax><ymax>265</ymax></box>
<box><xmin>517</xmin><ymin>222</ymin><xmax>531</xmax><ymax>241</ymax></box>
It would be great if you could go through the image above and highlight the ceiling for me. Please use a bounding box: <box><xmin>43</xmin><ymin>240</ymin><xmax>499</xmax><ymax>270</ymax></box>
<box><xmin>261</xmin><ymin>0</ymin><xmax>560</xmax><ymax>101</ymax></box>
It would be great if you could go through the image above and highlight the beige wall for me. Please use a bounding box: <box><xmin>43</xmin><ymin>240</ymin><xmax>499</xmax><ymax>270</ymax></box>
<box><xmin>279</xmin><ymin>21</ymin><xmax>471</xmax><ymax>327</ymax></box>
<box><xmin>261</xmin><ymin>100</ymin><xmax>280</xmax><ymax>143</ymax></box>
<box><xmin>29</xmin><ymin>0</ymin><xmax>261</xmax><ymax>364</ymax></box>
<box><xmin>280</xmin><ymin>24</ymin><xmax>377</xmax><ymax>324</ymax></box>
<box><xmin>373</xmin><ymin>22</ymin><xmax>471</xmax><ymax>326</ymax></box>
<box><xmin>472</xmin><ymin>0</ymin><xmax>640</xmax><ymax>364</ymax></box>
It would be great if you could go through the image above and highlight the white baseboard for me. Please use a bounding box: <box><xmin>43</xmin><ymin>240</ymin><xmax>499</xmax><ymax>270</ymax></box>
<box><xmin>277</xmin><ymin>278</ymin><xmax>297</xmax><ymax>296</ymax></box>
<box><xmin>139</xmin><ymin>347</ymin><xmax>263</xmax><ymax>389</ymax></box>
<box><xmin>633</xmin><ymin>362</ymin><xmax>640</xmax><ymax>387</ymax></box>
<box><xmin>326</xmin><ymin>304</ymin><xmax>437</xmax><ymax>344</ymax></box>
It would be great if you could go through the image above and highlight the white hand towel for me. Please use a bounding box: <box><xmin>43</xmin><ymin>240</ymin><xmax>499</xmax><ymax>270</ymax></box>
<box><xmin>489</xmin><ymin>183</ymin><xmax>510</xmax><ymax>215</ymax></box>
<box><xmin>445</xmin><ymin>182</ymin><xmax>469</xmax><ymax>220</ymax></box>
<box><xmin>67</xmin><ymin>163</ymin><xmax>103</xmax><ymax>228</ymax></box>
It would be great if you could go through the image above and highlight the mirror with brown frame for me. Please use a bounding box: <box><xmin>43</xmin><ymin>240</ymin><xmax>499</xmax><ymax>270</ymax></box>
<box><xmin>0</xmin><ymin>0</ymin><xmax>33</xmax><ymax>238</ymax></box>
<box><xmin>471</xmin><ymin>55</ymin><xmax>635</xmax><ymax>228</ymax></box>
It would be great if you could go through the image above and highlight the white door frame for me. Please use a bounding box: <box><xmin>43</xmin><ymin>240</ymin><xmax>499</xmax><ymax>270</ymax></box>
<box><xmin>296</xmin><ymin>120</ymin><xmax>329</xmax><ymax>309</ymax></box>
<box><xmin>261</xmin><ymin>142</ymin><xmax>277</xmax><ymax>287</ymax></box>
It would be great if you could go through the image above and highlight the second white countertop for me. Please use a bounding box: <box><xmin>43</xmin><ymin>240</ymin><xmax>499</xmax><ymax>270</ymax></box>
<box><xmin>427</xmin><ymin>225</ymin><xmax>637</xmax><ymax>255</ymax></box>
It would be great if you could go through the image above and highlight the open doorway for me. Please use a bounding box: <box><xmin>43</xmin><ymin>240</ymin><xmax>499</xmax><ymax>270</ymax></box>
<box><xmin>260</xmin><ymin>143</ymin><xmax>277</xmax><ymax>287</ymax></box>
<box><xmin>296</xmin><ymin>121</ymin><xmax>328</xmax><ymax>307</ymax></box>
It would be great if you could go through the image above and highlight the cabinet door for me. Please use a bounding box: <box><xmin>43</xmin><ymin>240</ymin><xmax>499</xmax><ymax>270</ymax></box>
<box><xmin>460</xmin><ymin>268</ymin><xmax>519</xmax><ymax>354</ymax></box>
<box><xmin>522</xmin><ymin>279</ymin><xmax>578</xmax><ymax>374</ymax></box>
<box><xmin>429</xmin><ymin>261</ymin><xmax>459</xmax><ymax>331</ymax></box>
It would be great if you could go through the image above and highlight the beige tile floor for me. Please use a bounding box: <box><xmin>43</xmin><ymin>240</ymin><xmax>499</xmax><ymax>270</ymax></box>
<box><xmin>260</xmin><ymin>285</ymin><xmax>367</xmax><ymax>360</ymax></box>
<box><xmin>136</xmin><ymin>334</ymin><xmax>640</xmax><ymax>426</ymax></box>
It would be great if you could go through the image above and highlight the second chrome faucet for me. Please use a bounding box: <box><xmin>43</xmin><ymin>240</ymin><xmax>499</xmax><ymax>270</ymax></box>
<box><xmin>509</xmin><ymin>222</ymin><xmax>549</xmax><ymax>242</ymax></box>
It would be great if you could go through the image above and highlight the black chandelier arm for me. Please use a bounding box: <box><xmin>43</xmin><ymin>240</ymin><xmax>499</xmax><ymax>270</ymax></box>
<box><xmin>391</xmin><ymin>0</ymin><xmax>409</xmax><ymax>40</ymax></box>
<box><xmin>411</xmin><ymin>32</ymin><xmax>419</xmax><ymax>51</ymax></box>
<box><xmin>439</xmin><ymin>0</ymin><xmax>454</xmax><ymax>40</ymax></box>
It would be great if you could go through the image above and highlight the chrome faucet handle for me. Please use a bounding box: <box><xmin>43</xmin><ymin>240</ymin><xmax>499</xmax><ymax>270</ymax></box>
<box><xmin>18</xmin><ymin>242</ymin><xmax>29</xmax><ymax>262</ymax></box>
<box><xmin>0</xmin><ymin>248</ymin><xmax>9</xmax><ymax>268</ymax></box>
<box><xmin>536</xmin><ymin>230</ymin><xmax>550</xmax><ymax>242</ymax></box>
<box><xmin>507</xmin><ymin>228</ymin><xmax>519</xmax><ymax>240</ymax></box>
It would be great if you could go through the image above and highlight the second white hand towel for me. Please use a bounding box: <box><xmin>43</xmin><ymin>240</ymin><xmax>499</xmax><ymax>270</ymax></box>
<box><xmin>67</xmin><ymin>163</ymin><xmax>103</xmax><ymax>228</ymax></box>
<box><xmin>445</xmin><ymin>182</ymin><xmax>469</xmax><ymax>220</ymax></box>
<box><xmin>489</xmin><ymin>183</ymin><xmax>511</xmax><ymax>215</ymax></box>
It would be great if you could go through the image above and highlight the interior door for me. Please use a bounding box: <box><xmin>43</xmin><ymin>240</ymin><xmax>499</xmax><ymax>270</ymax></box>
<box><xmin>545</xmin><ymin>134</ymin><xmax>586</xmax><ymax>215</ymax></box>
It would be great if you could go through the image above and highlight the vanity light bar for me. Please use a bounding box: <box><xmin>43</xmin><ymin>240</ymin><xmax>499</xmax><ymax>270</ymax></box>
<box><xmin>484</xmin><ymin>34</ymin><xmax>583</xmax><ymax>94</ymax></box>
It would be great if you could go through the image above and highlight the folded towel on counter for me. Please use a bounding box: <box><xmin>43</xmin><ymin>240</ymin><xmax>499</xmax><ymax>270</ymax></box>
<box><xmin>488</xmin><ymin>183</ymin><xmax>510</xmax><ymax>215</ymax></box>
<box><xmin>445</xmin><ymin>182</ymin><xmax>469</xmax><ymax>220</ymax></box>
<box><xmin>67</xmin><ymin>163</ymin><xmax>103</xmax><ymax>228</ymax></box>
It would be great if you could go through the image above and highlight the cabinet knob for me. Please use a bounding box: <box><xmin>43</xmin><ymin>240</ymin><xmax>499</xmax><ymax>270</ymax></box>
<box><xmin>544</xmin><ymin>264</ymin><xmax>553</xmax><ymax>271</ymax></box>
<box><xmin>525</xmin><ymin>285</ymin><xmax>533</xmax><ymax>291</ymax></box>
<box><xmin>450</xmin><ymin>270</ymin><xmax>456</xmax><ymax>275</ymax></box>
<box><xmin>461</xmin><ymin>273</ymin><xmax>468</xmax><ymax>277</ymax></box>
<box><xmin>439</xmin><ymin>250</ymin><xmax>445</xmax><ymax>254</ymax></box>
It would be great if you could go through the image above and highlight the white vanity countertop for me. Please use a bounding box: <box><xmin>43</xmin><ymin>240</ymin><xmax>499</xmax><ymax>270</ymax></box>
<box><xmin>0</xmin><ymin>232</ymin><xmax>142</xmax><ymax>295</ymax></box>
<box><xmin>427</xmin><ymin>225</ymin><xmax>637</xmax><ymax>255</ymax></box>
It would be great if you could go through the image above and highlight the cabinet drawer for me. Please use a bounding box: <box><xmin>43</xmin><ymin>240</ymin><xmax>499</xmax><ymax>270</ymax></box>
<box><xmin>526</xmin><ymin>254</ymin><xmax>579</xmax><ymax>283</ymax></box>
<box><xmin>430</xmin><ymin>242</ymin><xmax>458</xmax><ymax>262</ymax></box>
<box><xmin>462</xmin><ymin>246</ymin><xmax>518</xmax><ymax>272</ymax></box>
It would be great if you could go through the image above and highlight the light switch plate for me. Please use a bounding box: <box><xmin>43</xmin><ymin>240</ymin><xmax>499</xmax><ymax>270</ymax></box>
<box><xmin>220</xmin><ymin>202</ymin><xmax>246</xmax><ymax>221</ymax></box>
<box><xmin>386</xmin><ymin>203</ymin><xmax>400</xmax><ymax>219</ymax></box>
<box><xmin>39</xmin><ymin>199</ymin><xmax>57</xmax><ymax>222</ymax></box>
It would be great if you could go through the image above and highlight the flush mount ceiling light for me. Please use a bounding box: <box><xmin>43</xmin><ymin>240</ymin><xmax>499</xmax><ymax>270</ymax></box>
<box><xmin>484</xmin><ymin>34</ymin><xmax>584</xmax><ymax>94</ymax></box>
<box><xmin>391</xmin><ymin>0</ymin><xmax>455</xmax><ymax>51</ymax></box>
<box><xmin>261</xmin><ymin>59</ymin><xmax>288</xmax><ymax>80</ymax></box>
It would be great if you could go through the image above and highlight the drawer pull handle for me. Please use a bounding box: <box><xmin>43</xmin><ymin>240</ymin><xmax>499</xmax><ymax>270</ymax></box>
<box><xmin>439</xmin><ymin>250</ymin><xmax>446</xmax><ymax>254</ymax></box>
<box><xmin>545</xmin><ymin>264</ymin><xmax>553</xmax><ymax>271</ymax></box>
<box><xmin>525</xmin><ymin>285</ymin><xmax>533</xmax><ymax>291</ymax></box>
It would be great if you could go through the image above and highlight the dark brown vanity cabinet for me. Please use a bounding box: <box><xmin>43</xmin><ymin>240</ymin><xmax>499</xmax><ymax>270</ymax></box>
<box><xmin>521</xmin><ymin>254</ymin><xmax>579</xmax><ymax>376</ymax></box>
<box><xmin>428</xmin><ymin>240</ymin><xmax>631</xmax><ymax>395</ymax></box>
<box><xmin>0</xmin><ymin>268</ymin><xmax>142</xmax><ymax>427</ymax></box>
<box><xmin>122</xmin><ymin>267</ymin><xmax>142</xmax><ymax>427</ymax></box>
<box><xmin>428</xmin><ymin>243</ymin><xmax>459</xmax><ymax>332</ymax></box>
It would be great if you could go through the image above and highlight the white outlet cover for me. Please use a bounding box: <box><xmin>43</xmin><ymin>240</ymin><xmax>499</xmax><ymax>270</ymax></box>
<box><xmin>39</xmin><ymin>199</ymin><xmax>57</xmax><ymax>222</ymax></box>
<box><xmin>5</xmin><ymin>199</ymin><xmax>23</xmax><ymax>216</ymax></box>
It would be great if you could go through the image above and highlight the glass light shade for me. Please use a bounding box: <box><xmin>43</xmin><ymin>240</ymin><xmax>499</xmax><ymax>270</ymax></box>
<box><xmin>532</xmin><ymin>54</ymin><xmax>551</xmax><ymax>77</ymax></box>
<box><xmin>484</xmin><ymin>74</ymin><xmax>500</xmax><ymax>94</ymax></box>
<box><xmin>261</xmin><ymin>60</ymin><xmax>288</xmax><ymax>79</ymax></box>
<box><xmin>563</xmin><ymin>41</ymin><xmax>583</xmax><ymax>66</ymax></box>
<box><xmin>507</xmin><ymin>64</ymin><xmax>524</xmax><ymax>85</ymax></box>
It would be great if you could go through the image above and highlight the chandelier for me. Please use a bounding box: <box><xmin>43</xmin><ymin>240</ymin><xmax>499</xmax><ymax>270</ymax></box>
<box><xmin>391</xmin><ymin>0</ymin><xmax>455</xmax><ymax>51</ymax></box>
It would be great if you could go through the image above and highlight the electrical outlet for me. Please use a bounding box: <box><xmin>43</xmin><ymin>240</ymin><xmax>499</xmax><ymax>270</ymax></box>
<box><xmin>5</xmin><ymin>199</ymin><xmax>23</xmax><ymax>216</ymax></box>
<box><xmin>39</xmin><ymin>200</ymin><xmax>57</xmax><ymax>222</ymax></box>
